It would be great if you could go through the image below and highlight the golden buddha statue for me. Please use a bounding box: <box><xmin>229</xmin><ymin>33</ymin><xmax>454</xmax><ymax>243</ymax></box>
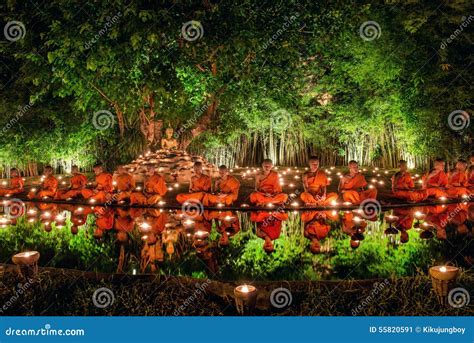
<box><xmin>161</xmin><ymin>127</ymin><xmax>178</xmax><ymax>150</ymax></box>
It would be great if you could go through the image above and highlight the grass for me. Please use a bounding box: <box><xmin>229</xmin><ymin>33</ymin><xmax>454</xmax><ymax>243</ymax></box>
<box><xmin>0</xmin><ymin>267</ymin><xmax>472</xmax><ymax>316</ymax></box>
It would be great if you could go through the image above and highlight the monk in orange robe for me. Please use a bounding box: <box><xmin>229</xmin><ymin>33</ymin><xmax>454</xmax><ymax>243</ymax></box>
<box><xmin>176</xmin><ymin>162</ymin><xmax>211</xmax><ymax>204</ymax></box>
<box><xmin>130</xmin><ymin>166</ymin><xmax>167</xmax><ymax>205</ymax></box>
<box><xmin>203</xmin><ymin>165</ymin><xmax>240</xmax><ymax>206</ymax></box>
<box><xmin>28</xmin><ymin>166</ymin><xmax>58</xmax><ymax>199</ymax></box>
<box><xmin>392</xmin><ymin>160</ymin><xmax>427</xmax><ymax>202</ymax></box>
<box><xmin>338</xmin><ymin>160</ymin><xmax>377</xmax><ymax>205</ymax></box>
<box><xmin>422</xmin><ymin>158</ymin><xmax>448</xmax><ymax>199</ymax></box>
<box><xmin>81</xmin><ymin>164</ymin><xmax>113</xmax><ymax>203</ymax></box>
<box><xmin>250</xmin><ymin>159</ymin><xmax>288</xmax><ymax>206</ymax></box>
<box><xmin>446</xmin><ymin>159</ymin><xmax>469</xmax><ymax>199</ymax></box>
<box><xmin>114</xmin><ymin>165</ymin><xmax>136</xmax><ymax>203</ymax></box>
<box><xmin>57</xmin><ymin>165</ymin><xmax>88</xmax><ymax>200</ymax></box>
<box><xmin>300</xmin><ymin>156</ymin><xmax>338</xmax><ymax>206</ymax></box>
<box><xmin>0</xmin><ymin>168</ymin><xmax>24</xmax><ymax>196</ymax></box>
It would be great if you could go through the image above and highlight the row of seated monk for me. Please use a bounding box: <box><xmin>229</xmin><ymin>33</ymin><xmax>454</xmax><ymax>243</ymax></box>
<box><xmin>0</xmin><ymin>156</ymin><xmax>473</xmax><ymax>207</ymax></box>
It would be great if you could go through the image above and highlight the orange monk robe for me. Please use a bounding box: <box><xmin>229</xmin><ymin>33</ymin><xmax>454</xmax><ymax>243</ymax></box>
<box><xmin>250</xmin><ymin>171</ymin><xmax>288</xmax><ymax>205</ymax></box>
<box><xmin>176</xmin><ymin>174</ymin><xmax>211</xmax><ymax>204</ymax></box>
<box><xmin>0</xmin><ymin>176</ymin><xmax>24</xmax><ymax>196</ymax></box>
<box><xmin>392</xmin><ymin>172</ymin><xmax>427</xmax><ymax>202</ymax></box>
<box><xmin>57</xmin><ymin>174</ymin><xmax>88</xmax><ymax>199</ymax></box>
<box><xmin>81</xmin><ymin>173</ymin><xmax>113</xmax><ymax>203</ymax></box>
<box><xmin>115</xmin><ymin>173</ymin><xmax>135</xmax><ymax>202</ymax></box>
<box><xmin>300</xmin><ymin>170</ymin><xmax>338</xmax><ymax>205</ymax></box>
<box><xmin>130</xmin><ymin>174</ymin><xmax>167</xmax><ymax>205</ymax></box>
<box><xmin>304</xmin><ymin>220</ymin><xmax>331</xmax><ymax>241</ymax></box>
<box><xmin>93</xmin><ymin>207</ymin><xmax>114</xmax><ymax>231</ymax></box>
<box><xmin>423</xmin><ymin>171</ymin><xmax>448</xmax><ymax>198</ymax></box>
<box><xmin>28</xmin><ymin>175</ymin><xmax>58</xmax><ymax>199</ymax></box>
<box><xmin>469</xmin><ymin>173</ymin><xmax>474</xmax><ymax>195</ymax></box>
<box><xmin>393</xmin><ymin>208</ymin><xmax>414</xmax><ymax>231</ymax></box>
<box><xmin>340</xmin><ymin>173</ymin><xmax>377</xmax><ymax>205</ymax></box>
<box><xmin>446</xmin><ymin>171</ymin><xmax>469</xmax><ymax>198</ymax></box>
<box><xmin>203</xmin><ymin>176</ymin><xmax>240</xmax><ymax>206</ymax></box>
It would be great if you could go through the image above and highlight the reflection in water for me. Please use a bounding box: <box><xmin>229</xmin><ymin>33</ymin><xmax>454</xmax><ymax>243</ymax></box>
<box><xmin>1</xmin><ymin>200</ymin><xmax>473</xmax><ymax>280</ymax></box>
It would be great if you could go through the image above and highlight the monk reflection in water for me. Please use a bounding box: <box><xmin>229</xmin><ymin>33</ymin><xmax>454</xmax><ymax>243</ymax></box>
<box><xmin>0</xmin><ymin>168</ymin><xmax>24</xmax><ymax>196</ymax></box>
<box><xmin>250</xmin><ymin>159</ymin><xmax>288</xmax><ymax>206</ymax></box>
<box><xmin>57</xmin><ymin>165</ymin><xmax>87</xmax><ymax>200</ymax></box>
<box><xmin>468</xmin><ymin>166</ymin><xmax>474</xmax><ymax>195</ymax></box>
<box><xmin>81</xmin><ymin>164</ymin><xmax>113</xmax><ymax>203</ymax></box>
<box><xmin>301</xmin><ymin>211</ymin><xmax>331</xmax><ymax>254</ymax></box>
<box><xmin>446</xmin><ymin>159</ymin><xmax>469</xmax><ymax>199</ymax></box>
<box><xmin>251</xmin><ymin>211</ymin><xmax>288</xmax><ymax>253</ymax></box>
<box><xmin>392</xmin><ymin>160</ymin><xmax>427</xmax><ymax>202</ymax></box>
<box><xmin>203</xmin><ymin>165</ymin><xmax>240</xmax><ymax>206</ymax></box>
<box><xmin>422</xmin><ymin>158</ymin><xmax>448</xmax><ymax>199</ymax></box>
<box><xmin>28</xmin><ymin>166</ymin><xmax>58</xmax><ymax>199</ymax></box>
<box><xmin>176</xmin><ymin>161</ymin><xmax>211</xmax><ymax>204</ymax></box>
<box><xmin>130</xmin><ymin>166</ymin><xmax>167</xmax><ymax>205</ymax></box>
<box><xmin>300</xmin><ymin>156</ymin><xmax>338</xmax><ymax>206</ymax></box>
<box><xmin>338</xmin><ymin>160</ymin><xmax>377</xmax><ymax>205</ymax></box>
<box><xmin>161</xmin><ymin>127</ymin><xmax>178</xmax><ymax>150</ymax></box>
<box><xmin>114</xmin><ymin>166</ymin><xmax>136</xmax><ymax>203</ymax></box>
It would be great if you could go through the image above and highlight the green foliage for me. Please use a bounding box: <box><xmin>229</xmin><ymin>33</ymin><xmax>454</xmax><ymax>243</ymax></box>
<box><xmin>0</xmin><ymin>217</ymin><xmax>115</xmax><ymax>272</ymax></box>
<box><xmin>0</xmin><ymin>0</ymin><xmax>472</xmax><ymax>169</ymax></box>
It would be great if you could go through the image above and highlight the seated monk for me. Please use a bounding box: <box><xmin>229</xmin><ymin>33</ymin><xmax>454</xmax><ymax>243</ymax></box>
<box><xmin>422</xmin><ymin>158</ymin><xmax>448</xmax><ymax>199</ymax></box>
<box><xmin>392</xmin><ymin>160</ymin><xmax>427</xmax><ymax>202</ymax></box>
<box><xmin>203</xmin><ymin>165</ymin><xmax>240</xmax><ymax>206</ymax></box>
<box><xmin>176</xmin><ymin>161</ymin><xmax>211</xmax><ymax>204</ymax></box>
<box><xmin>300</xmin><ymin>156</ymin><xmax>338</xmax><ymax>206</ymax></box>
<box><xmin>130</xmin><ymin>166</ymin><xmax>167</xmax><ymax>205</ymax></box>
<box><xmin>446</xmin><ymin>159</ymin><xmax>469</xmax><ymax>199</ymax></box>
<box><xmin>28</xmin><ymin>166</ymin><xmax>58</xmax><ymax>199</ymax></box>
<box><xmin>250</xmin><ymin>159</ymin><xmax>288</xmax><ymax>206</ymax></box>
<box><xmin>57</xmin><ymin>165</ymin><xmax>88</xmax><ymax>200</ymax></box>
<box><xmin>161</xmin><ymin>127</ymin><xmax>178</xmax><ymax>150</ymax></box>
<box><xmin>81</xmin><ymin>164</ymin><xmax>113</xmax><ymax>203</ymax></box>
<box><xmin>338</xmin><ymin>160</ymin><xmax>377</xmax><ymax>205</ymax></box>
<box><xmin>114</xmin><ymin>165</ymin><xmax>136</xmax><ymax>203</ymax></box>
<box><xmin>0</xmin><ymin>168</ymin><xmax>24</xmax><ymax>196</ymax></box>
